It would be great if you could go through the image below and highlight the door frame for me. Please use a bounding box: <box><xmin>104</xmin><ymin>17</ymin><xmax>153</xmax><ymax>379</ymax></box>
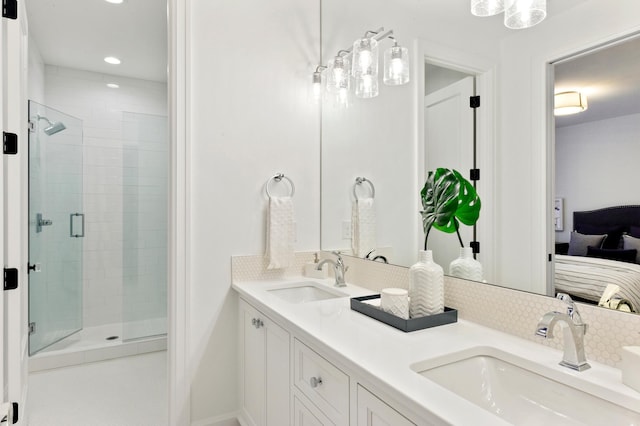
<box><xmin>414</xmin><ymin>38</ymin><xmax>496</xmax><ymax>283</ymax></box>
<box><xmin>2</xmin><ymin>0</ymin><xmax>191</xmax><ymax>424</ymax></box>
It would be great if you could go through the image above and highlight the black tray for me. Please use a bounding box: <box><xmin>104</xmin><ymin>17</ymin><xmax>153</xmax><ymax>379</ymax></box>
<box><xmin>350</xmin><ymin>294</ymin><xmax>457</xmax><ymax>332</ymax></box>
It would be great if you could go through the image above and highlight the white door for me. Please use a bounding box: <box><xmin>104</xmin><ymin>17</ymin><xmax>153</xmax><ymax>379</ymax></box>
<box><xmin>1</xmin><ymin>0</ymin><xmax>29</xmax><ymax>423</ymax></box>
<box><xmin>424</xmin><ymin>76</ymin><xmax>475</xmax><ymax>268</ymax></box>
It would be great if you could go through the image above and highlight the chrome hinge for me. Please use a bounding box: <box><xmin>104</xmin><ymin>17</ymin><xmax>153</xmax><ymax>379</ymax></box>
<box><xmin>3</xmin><ymin>132</ymin><xmax>17</xmax><ymax>155</ymax></box>
<box><xmin>0</xmin><ymin>401</ymin><xmax>19</xmax><ymax>424</ymax></box>
<box><xmin>28</xmin><ymin>322</ymin><xmax>35</xmax><ymax>335</ymax></box>
<box><xmin>2</xmin><ymin>0</ymin><xmax>17</xmax><ymax>19</ymax></box>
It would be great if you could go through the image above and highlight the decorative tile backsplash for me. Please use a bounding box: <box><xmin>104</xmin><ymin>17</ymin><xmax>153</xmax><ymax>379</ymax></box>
<box><xmin>232</xmin><ymin>252</ymin><xmax>640</xmax><ymax>367</ymax></box>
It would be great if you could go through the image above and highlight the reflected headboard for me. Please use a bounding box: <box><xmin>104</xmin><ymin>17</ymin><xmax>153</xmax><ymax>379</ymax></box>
<box><xmin>573</xmin><ymin>205</ymin><xmax>640</xmax><ymax>250</ymax></box>
<box><xmin>574</xmin><ymin>205</ymin><xmax>640</xmax><ymax>231</ymax></box>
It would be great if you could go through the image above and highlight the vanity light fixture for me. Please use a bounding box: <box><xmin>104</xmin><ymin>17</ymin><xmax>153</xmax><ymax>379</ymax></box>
<box><xmin>554</xmin><ymin>91</ymin><xmax>588</xmax><ymax>116</ymax></box>
<box><xmin>310</xmin><ymin>65</ymin><xmax>327</xmax><ymax>104</ymax></box>
<box><xmin>471</xmin><ymin>0</ymin><xmax>547</xmax><ymax>29</ymax></box>
<box><xmin>470</xmin><ymin>0</ymin><xmax>504</xmax><ymax>17</ymax></box>
<box><xmin>104</xmin><ymin>56</ymin><xmax>121</xmax><ymax>65</ymax></box>
<box><xmin>106</xmin><ymin>83</ymin><xmax>120</xmax><ymax>89</ymax></box>
<box><xmin>504</xmin><ymin>0</ymin><xmax>547</xmax><ymax>29</ymax></box>
<box><xmin>383</xmin><ymin>40</ymin><xmax>410</xmax><ymax>86</ymax></box>
<box><xmin>312</xmin><ymin>27</ymin><xmax>410</xmax><ymax>104</ymax></box>
<box><xmin>105</xmin><ymin>0</ymin><xmax>124</xmax><ymax>3</ymax></box>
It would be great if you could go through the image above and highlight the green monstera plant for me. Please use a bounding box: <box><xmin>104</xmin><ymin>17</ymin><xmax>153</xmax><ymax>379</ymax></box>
<box><xmin>420</xmin><ymin>168</ymin><xmax>481</xmax><ymax>251</ymax></box>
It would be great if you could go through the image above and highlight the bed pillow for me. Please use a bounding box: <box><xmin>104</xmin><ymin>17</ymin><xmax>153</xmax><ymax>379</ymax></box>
<box><xmin>623</xmin><ymin>234</ymin><xmax>640</xmax><ymax>263</ymax></box>
<box><xmin>575</xmin><ymin>224</ymin><xmax>624</xmax><ymax>249</ymax></box>
<box><xmin>567</xmin><ymin>231</ymin><xmax>607</xmax><ymax>256</ymax></box>
<box><xmin>586</xmin><ymin>246</ymin><xmax>638</xmax><ymax>263</ymax></box>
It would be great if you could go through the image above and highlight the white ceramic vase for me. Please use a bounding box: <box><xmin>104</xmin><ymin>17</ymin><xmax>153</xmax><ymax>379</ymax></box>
<box><xmin>449</xmin><ymin>247</ymin><xmax>483</xmax><ymax>281</ymax></box>
<box><xmin>409</xmin><ymin>250</ymin><xmax>444</xmax><ymax>318</ymax></box>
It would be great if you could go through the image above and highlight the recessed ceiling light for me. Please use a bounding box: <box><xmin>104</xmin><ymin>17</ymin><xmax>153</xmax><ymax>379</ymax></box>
<box><xmin>107</xmin><ymin>83</ymin><xmax>120</xmax><ymax>89</ymax></box>
<box><xmin>105</xmin><ymin>0</ymin><xmax>124</xmax><ymax>4</ymax></box>
<box><xmin>104</xmin><ymin>56</ymin><xmax>121</xmax><ymax>65</ymax></box>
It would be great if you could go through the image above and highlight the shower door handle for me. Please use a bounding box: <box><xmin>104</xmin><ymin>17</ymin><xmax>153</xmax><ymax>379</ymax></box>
<box><xmin>70</xmin><ymin>213</ymin><xmax>85</xmax><ymax>238</ymax></box>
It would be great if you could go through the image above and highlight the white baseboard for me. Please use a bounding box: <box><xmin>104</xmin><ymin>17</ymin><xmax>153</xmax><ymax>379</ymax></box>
<box><xmin>191</xmin><ymin>412</ymin><xmax>240</xmax><ymax>426</ymax></box>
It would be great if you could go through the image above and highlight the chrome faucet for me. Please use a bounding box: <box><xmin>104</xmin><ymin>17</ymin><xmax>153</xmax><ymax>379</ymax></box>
<box><xmin>316</xmin><ymin>251</ymin><xmax>348</xmax><ymax>287</ymax></box>
<box><xmin>535</xmin><ymin>293</ymin><xmax>591</xmax><ymax>371</ymax></box>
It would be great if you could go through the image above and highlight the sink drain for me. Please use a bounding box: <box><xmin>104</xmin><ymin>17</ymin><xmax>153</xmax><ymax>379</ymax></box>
<box><xmin>106</xmin><ymin>336</ymin><xmax>119</xmax><ymax>341</ymax></box>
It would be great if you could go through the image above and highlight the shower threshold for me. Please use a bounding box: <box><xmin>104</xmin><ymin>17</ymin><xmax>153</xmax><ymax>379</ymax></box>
<box><xmin>29</xmin><ymin>321</ymin><xmax>166</xmax><ymax>372</ymax></box>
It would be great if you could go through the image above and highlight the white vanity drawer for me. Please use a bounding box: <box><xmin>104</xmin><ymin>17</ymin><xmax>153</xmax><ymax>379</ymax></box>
<box><xmin>293</xmin><ymin>338</ymin><xmax>349</xmax><ymax>425</ymax></box>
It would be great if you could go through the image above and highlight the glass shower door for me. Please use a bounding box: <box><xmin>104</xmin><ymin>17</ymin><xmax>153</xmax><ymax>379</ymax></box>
<box><xmin>28</xmin><ymin>100</ymin><xmax>84</xmax><ymax>355</ymax></box>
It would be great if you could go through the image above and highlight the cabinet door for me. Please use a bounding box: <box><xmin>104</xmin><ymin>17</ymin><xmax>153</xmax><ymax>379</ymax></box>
<box><xmin>240</xmin><ymin>299</ymin><xmax>291</xmax><ymax>426</ymax></box>
<box><xmin>293</xmin><ymin>395</ymin><xmax>331</xmax><ymax>426</ymax></box>
<box><xmin>357</xmin><ymin>385</ymin><xmax>415</xmax><ymax>426</ymax></box>
<box><xmin>265</xmin><ymin>317</ymin><xmax>290</xmax><ymax>426</ymax></box>
<box><xmin>240</xmin><ymin>301</ymin><xmax>266</xmax><ymax>426</ymax></box>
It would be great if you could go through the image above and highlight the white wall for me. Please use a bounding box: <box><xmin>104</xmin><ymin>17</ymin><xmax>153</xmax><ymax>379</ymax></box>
<box><xmin>188</xmin><ymin>0</ymin><xmax>320</xmax><ymax>422</ymax></box>
<box><xmin>555</xmin><ymin>112</ymin><xmax>640</xmax><ymax>242</ymax></box>
<box><xmin>27</xmin><ymin>36</ymin><xmax>45</xmax><ymax>103</ymax></box>
<box><xmin>497</xmin><ymin>0</ymin><xmax>640</xmax><ymax>292</ymax></box>
<box><xmin>44</xmin><ymin>66</ymin><xmax>167</xmax><ymax>328</ymax></box>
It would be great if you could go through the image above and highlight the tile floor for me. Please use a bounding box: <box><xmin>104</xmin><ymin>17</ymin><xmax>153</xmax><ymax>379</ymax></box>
<box><xmin>27</xmin><ymin>351</ymin><xmax>167</xmax><ymax>426</ymax></box>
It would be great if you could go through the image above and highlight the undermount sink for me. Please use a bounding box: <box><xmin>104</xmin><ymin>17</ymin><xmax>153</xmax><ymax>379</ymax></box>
<box><xmin>267</xmin><ymin>281</ymin><xmax>347</xmax><ymax>304</ymax></box>
<box><xmin>411</xmin><ymin>346</ymin><xmax>640</xmax><ymax>425</ymax></box>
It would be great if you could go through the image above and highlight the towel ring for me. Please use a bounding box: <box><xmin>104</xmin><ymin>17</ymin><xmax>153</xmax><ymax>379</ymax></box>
<box><xmin>266</xmin><ymin>173</ymin><xmax>295</xmax><ymax>198</ymax></box>
<box><xmin>353</xmin><ymin>177</ymin><xmax>375</xmax><ymax>200</ymax></box>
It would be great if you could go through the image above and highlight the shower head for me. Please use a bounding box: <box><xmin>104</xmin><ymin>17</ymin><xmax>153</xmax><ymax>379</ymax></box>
<box><xmin>37</xmin><ymin>114</ymin><xmax>66</xmax><ymax>136</ymax></box>
<box><xmin>44</xmin><ymin>121</ymin><xmax>66</xmax><ymax>135</ymax></box>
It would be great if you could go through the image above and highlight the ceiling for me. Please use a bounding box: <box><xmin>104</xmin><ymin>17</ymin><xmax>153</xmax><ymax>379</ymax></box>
<box><xmin>554</xmin><ymin>35</ymin><xmax>640</xmax><ymax>128</ymax></box>
<box><xmin>25</xmin><ymin>0</ymin><xmax>167</xmax><ymax>82</ymax></box>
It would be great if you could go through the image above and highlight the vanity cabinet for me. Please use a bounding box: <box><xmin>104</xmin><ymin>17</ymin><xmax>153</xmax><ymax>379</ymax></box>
<box><xmin>238</xmin><ymin>297</ymin><xmax>420</xmax><ymax>426</ymax></box>
<box><xmin>239</xmin><ymin>299</ymin><xmax>290</xmax><ymax>426</ymax></box>
<box><xmin>356</xmin><ymin>385</ymin><xmax>415</xmax><ymax>426</ymax></box>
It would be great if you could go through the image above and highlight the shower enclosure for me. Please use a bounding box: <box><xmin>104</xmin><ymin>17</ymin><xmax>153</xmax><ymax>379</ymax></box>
<box><xmin>28</xmin><ymin>101</ymin><xmax>168</xmax><ymax>360</ymax></box>
<box><xmin>28</xmin><ymin>101</ymin><xmax>83</xmax><ymax>355</ymax></box>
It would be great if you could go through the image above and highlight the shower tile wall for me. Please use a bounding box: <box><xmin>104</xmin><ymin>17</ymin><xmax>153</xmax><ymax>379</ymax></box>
<box><xmin>44</xmin><ymin>65</ymin><xmax>167</xmax><ymax>329</ymax></box>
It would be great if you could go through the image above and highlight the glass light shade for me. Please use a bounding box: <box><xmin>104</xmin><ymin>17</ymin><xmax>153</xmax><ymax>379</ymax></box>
<box><xmin>470</xmin><ymin>0</ymin><xmax>504</xmax><ymax>17</ymax></box>
<box><xmin>327</xmin><ymin>55</ymin><xmax>350</xmax><ymax>93</ymax></box>
<box><xmin>504</xmin><ymin>0</ymin><xmax>547</xmax><ymax>29</ymax></box>
<box><xmin>554</xmin><ymin>91</ymin><xmax>588</xmax><ymax>116</ymax></box>
<box><xmin>351</xmin><ymin>38</ymin><xmax>379</xmax><ymax>78</ymax></box>
<box><xmin>355</xmin><ymin>73</ymin><xmax>379</xmax><ymax>99</ymax></box>
<box><xmin>331</xmin><ymin>84</ymin><xmax>352</xmax><ymax>109</ymax></box>
<box><xmin>310</xmin><ymin>71</ymin><xmax>323</xmax><ymax>104</ymax></box>
<box><xmin>383</xmin><ymin>45</ymin><xmax>410</xmax><ymax>86</ymax></box>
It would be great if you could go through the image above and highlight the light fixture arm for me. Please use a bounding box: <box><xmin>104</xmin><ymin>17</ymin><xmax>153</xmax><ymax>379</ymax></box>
<box><xmin>327</xmin><ymin>28</ymin><xmax>395</xmax><ymax>62</ymax></box>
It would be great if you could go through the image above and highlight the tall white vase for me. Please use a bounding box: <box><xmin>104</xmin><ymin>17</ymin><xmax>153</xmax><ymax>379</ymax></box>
<box><xmin>449</xmin><ymin>247</ymin><xmax>483</xmax><ymax>281</ymax></box>
<box><xmin>409</xmin><ymin>250</ymin><xmax>444</xmax><ymax>318</ymax></box>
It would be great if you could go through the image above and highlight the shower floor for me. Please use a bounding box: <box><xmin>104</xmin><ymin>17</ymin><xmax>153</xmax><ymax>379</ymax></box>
<box><xmin>29</xmin><ymin>318</ymin><xmax>167</xmax><ymax>372</ymax></box>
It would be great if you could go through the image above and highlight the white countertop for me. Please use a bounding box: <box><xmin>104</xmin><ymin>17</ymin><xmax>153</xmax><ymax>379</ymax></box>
<box><xmin>233</xmin><ymin>277</ymin><xmax>640</xmax><ymax>425</ymax></box>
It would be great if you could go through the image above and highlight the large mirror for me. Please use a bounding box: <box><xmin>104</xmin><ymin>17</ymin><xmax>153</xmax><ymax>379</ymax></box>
<box><xmin>320</xmin><ymin>0</ymin><xmax>640</xmax><ymax>315</ymax></box>
<box><xmin>319</xmin><ymin>0</ymin><xmax>501</xmax><ymax>282</ymax></box>
<box><xmin>552</xmin><ymin>35</ymin><xmax>640</xmax><ymax>313</ymax></box>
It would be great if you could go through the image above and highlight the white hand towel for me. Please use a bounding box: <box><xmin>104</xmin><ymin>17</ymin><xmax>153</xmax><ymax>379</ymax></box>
<box><xmin>351</xmin><ymin>197</ymin><xmax>376</xmax><ymax>257</ymax></box>
<box><xmin>266</xmin><ymin>196</ymin><xmax>295</xmax><ymax>270</ymax></box>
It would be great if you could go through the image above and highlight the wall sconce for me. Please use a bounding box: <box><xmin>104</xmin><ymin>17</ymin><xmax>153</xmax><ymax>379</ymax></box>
<box><xmin>554</xmin><ymin>91</ymin><xmax>588</xmax><ymax>116</ymax></box>
<box><xmin>312</xmin><ymin>27</ymin><xmax>410</xmax><ymax>105</ymax></box>
<box><xmin>310</xmin><ymin>65</ymin><xmax>327</xmax><ymax>104</ymax></box>
<box><xmin>471</xmin><ymin>0</ymin><xmax>547</xmax><ymax>29</ymax></box>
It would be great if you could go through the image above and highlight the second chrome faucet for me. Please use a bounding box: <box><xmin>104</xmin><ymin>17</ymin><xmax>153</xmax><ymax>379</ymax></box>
<box><xmin>316</xmin><ymin>251</ymin><xmax>348</xmax><ymax>287</ymax></box>
<box><xmin>535</xmin><ymin>293</ymin><xmax>591</xmax><ymax>371</ymax></box>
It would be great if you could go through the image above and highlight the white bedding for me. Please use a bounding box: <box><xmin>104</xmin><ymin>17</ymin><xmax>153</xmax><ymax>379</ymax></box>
<box><xmin>554</xmin><ymin>254</ymin><xmax>640</xmax><ymax>312</ymax></box>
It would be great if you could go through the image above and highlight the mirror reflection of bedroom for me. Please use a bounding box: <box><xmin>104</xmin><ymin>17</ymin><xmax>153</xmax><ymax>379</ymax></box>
<box><xmin>553</xmin><ymin>34</ymin><xmax>640</xmax><ymax>314</ymax></box>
